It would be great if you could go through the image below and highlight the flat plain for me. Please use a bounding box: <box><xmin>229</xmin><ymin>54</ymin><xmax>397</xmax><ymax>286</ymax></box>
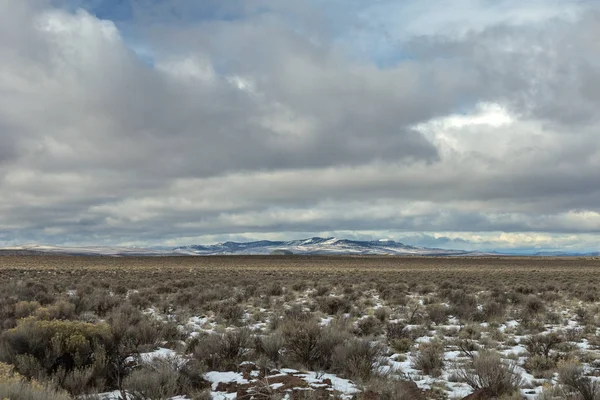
<box><xmin>1</xmin><ymin>255</ymin><xmax>599</xmax><ymax>399</ymax></box>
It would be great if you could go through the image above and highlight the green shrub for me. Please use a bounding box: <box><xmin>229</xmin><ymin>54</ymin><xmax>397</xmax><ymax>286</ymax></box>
<box><xmin>14</xmin><ymin>301</ymin><xmax>41</xmax><ymax>319</ymax></box>
<box><xmin>0</xmin><ymin>381</ymin><xmax>72</xmax><ymax>400</ymax></box>
<box><xmin>0</xmin><ymin>318</ymin><xmax>111</xmax><ymax>376</ymax></box>
<box><xmin>34</xmin><ymin>300</ymin><xmax>76</xmax><ymax>321</ymax></box>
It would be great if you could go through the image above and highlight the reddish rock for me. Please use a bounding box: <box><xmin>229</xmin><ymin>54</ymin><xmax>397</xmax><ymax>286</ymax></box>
<box><xmin>215</xmin><ymin>381</ymin><xmax>238</xmax><ymax>393</ymax></box>
<box><xmin>261</xmin><ymin>374</ymin><xmax>308</xmax><ymax>390</ymax></box>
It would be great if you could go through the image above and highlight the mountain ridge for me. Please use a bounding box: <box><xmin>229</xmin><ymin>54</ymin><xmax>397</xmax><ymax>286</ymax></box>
<box><xmin>1</xmin><ymin>237</ymin><xmax>597</xmax><ymax>257</ymax></box>
<box><xmin>173</xmin><ymin>236</ymin><xmax>470</xmax><ymax>256</ymax></box>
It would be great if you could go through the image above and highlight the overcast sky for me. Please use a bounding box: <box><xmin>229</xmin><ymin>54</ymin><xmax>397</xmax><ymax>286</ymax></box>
<box><xmin>1</xmin><ymin>0</ymin><xmax>599</xmax><ymax>251</ymax></box>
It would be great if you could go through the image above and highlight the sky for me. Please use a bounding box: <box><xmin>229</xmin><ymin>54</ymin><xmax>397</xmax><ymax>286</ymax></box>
<box><xmin>1</xmin><ymin>0</ymin><xmax>600</xmax><ymax>252</ymax></box>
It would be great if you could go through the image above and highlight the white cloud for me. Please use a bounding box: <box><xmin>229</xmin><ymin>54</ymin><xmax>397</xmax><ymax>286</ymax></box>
<box><xmin>0</xmin><ymin>0</ymin><xmax>599</xmax><ymax>250</ymax></box>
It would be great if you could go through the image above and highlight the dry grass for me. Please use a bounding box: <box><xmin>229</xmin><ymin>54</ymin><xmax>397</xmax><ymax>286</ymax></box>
<box><xmin>1</xmin><ymin>254</ymin><xmax>599</xmax><ymax>399</ymax></box>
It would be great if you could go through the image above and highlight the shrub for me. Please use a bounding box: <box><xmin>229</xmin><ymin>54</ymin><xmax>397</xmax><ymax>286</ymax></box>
<box><xmin>34</xmin><ymin>300</ymin><xmax>76</xmax><ymax>321</ymax></box>
<box><xmin>412</xmin><ymin>340</ymin><xmax>445</xmax><ymax>377</ymax></box>
<box><xmin>386</xmin><ymin>322</ymin><xmax>408</xmax><ymax>341</ymax></box>
<box><xmin>14</xmin><ymin>301</ymin><xmax>41</xmax><ymax>319</ymax></box>
<box><xmin>0</xmin><ymin>318</ymin><xmax>111</xmax><ymax>378</ymax></box>
<box><xmin>254</xmin><ymin>332</ymin><xmax>285</xmax><ymax>367</ymax></box>
<box><xmin>479</xmin><ymin>299</ymin><xmax>506</xmax><ymax>322</ymax></box>
<box><xmin>524</xmin><ymin>332</ymin><xmax>564</xmax><ymax>360</ymax></box>
<box><xmin>191</xmin><ymin>329</ymin><xmax>251</xmax><ymax>371</ymax></box>
<box><xmin>374</xmin><ymin>307</ymin><xmax>390</xmax><ymax>323</ymax></box>
<box><xmin>558</xmin><ymin>362</ymin><xmax>600</xmax><ymax>400</ymax></box>
<box><xmin>0</xmin><ymin>381</ymin><xmax>72</xmax><ymax>400</ymax></box>
<box><xmin>283</xmin><ymin>304</ymin><xmax>311</xmax><ymax>322</ymax></box>
<box><xmin>456</xmin><ymin>350</ymin><xmax>523</xmax><ymax>398</ymax></box>
<box><xmin>0</xmin><ymin>361</ymin><xmax>72</xmax><ymax>400</ymax></box>
<box><xmin>319</xmin><ymin>296</ymin><xmax>351</xmax><ymax>315</ymax></box>
<box><xmin>291</xmin><ymin>281</ymin><xmax>307</xmax><ymax>292</ymax></box>
<box><xmin>266</xmin><ymin>282</ymin><xmax>284</xmax><ymax>296</ymax></box>
<box><xmin>404</xmin><ymin>301</ymin><xmax>425</xmax><ymax>324</ymax></box>
<box><xmin>447</xmin><ymin>292</ymin><xmax>478</xmax><ymax>321</ymax></box>
<box><xmin>459</xmin><ymin>324</ymin><xmax>482</xmax><ymax>340</ymax></box>
<box><xmin>426</xmin><ymin>304</ymin><xmax>448</xmax><ymax>325</ymax></box>
<box><xmin>523</xmin><ymin>296</ymin><xmax>546</xmax><ymax>316</ymax></box>
<box><xmin>74</xmin><ymin>289</ymin><xmax>121</xmax><ymax>316</ymax></box>
<box><xmin>280</xmin><ymin>319</ymin><xmax>346</xmax><ymax>370</ymax></box>
<box><xmin>355</xmin><ymin>316</ymin><xmax>382</xmax><ymax>337</ymax></box>
<box><xmin>124</xmin><ymin>359</ymin><xmax>183</xmax><ymax>400</ymax></box>
<box><xmin>455</xmin><ymin>339</ymin><xmax>479</xmax><ymax>359</ymax></box>
<box><xmin>331</xmin><ymin>339</ymin><xmax>386</xmax><ymax>383</ymax></box>
<box><xmin>101</xmin><ymin>305</ymin><xmax>173</xmax><ymax>392</ymax></box>
<box><xmin>216</xmin><ymin>301</ymin><xmax>245</xmax><ymax>325</ymax></box>
<box><xmin>390</xmin><ymin>338</ymin><xmax>413</xmax><ymax>353</ymax></box>
<box><xmin>524</xmin><ymin>355</ymin><xmax>556</xmax><ymax>377</ymax></box>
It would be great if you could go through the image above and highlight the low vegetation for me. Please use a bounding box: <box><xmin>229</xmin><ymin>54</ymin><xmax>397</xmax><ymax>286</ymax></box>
<box><xmin>0</xmin><ymin>254</ymin><xmax>599</xmax><ymax>399</ymax></box>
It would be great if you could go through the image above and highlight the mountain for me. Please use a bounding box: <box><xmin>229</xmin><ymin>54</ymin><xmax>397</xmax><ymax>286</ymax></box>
<box><xmin>1</xmin><ymin>238</ymin><xmax>472</xmax><ymax>256</ymax></box>
<box><xmin>2</xmin><ymin>238</ymin><xmax>597</xmax><ymax>257</ymax></box>
<box><xmin>172</xmin><ymin>237</ymin><xmax>472</xmax><ymax>256</ymax></box>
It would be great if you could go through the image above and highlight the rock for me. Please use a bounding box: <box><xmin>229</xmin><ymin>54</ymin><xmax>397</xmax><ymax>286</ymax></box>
<box><xmin>215</xmin><ymin>381</ymin><xmax>238</xmax><ymax>393</ymax></box>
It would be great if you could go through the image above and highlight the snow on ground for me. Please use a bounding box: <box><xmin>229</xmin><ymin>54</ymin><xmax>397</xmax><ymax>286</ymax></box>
<box><xmin>117</xmin><ymin>287</ymin><xmax>600</xmax><ymax>400</ymax></box>
<box><xmin>139</xmin><ymin>347</ymin><xmax>180</xmax><ymax>364</ymax></box>
<box><xmin>96</xmin><ymin>391</ymin><xmax>129</xmax><ymax>400</ymax></box>
<box><xmin>297</xmin><ymin>371</ymin><xmax>359</xmax><ymax>396</ymax></box>
<box><xmin>204</xmin><ymin>371</ymin><xmax>250</xmax><ymax>390</ymax></box>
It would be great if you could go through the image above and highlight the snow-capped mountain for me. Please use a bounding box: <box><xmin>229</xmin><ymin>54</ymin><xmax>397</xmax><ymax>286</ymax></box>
<box><xmin>4</xmin><ymin>238</ymin><xmax>596</xmax><ymax>257</ymax></box>
<box><xmin>1</xmin><ymin>238</ymin><xmax>473</xmax><ymax>256</ymax></box>
<box><xmin>172</xmin><ymin>237</ymin><xmax>471</xmax><ymax>256</ymax></box>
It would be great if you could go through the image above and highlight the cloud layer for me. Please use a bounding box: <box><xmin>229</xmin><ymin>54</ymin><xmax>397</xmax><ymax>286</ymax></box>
<box><xmin>1</xmin><ymin>0</ymin><xmax>599</xmax><ymax>250</ymax></box>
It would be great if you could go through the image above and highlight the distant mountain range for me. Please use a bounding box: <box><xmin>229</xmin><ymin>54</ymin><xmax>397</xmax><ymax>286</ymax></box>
<box><xmin>173</xmin><ymin>237</ymin><xmax>476</xmax><ymax>256</ymax></box>
<box><xmin>1</xmin><ymin>237</ymin><xmax>598</xmax><ymax>257</ymax></box>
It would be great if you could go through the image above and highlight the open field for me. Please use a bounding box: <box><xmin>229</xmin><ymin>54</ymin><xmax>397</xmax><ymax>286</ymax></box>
<box><xmin>1</xmin><ymin>255</ymin><xmax>600</xmax><ymax>399</ymax></box>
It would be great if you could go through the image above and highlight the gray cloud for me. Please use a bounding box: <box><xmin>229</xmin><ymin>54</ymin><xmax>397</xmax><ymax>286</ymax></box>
<box><xmin>0</xmin><ymin>0</ymin><xmax>599</xmax><ymax>247</ymax></box>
